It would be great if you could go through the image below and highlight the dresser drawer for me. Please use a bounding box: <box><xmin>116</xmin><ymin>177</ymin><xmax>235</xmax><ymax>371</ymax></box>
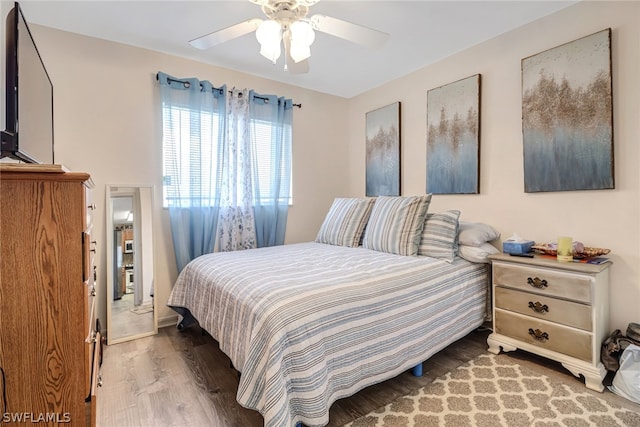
<box><xmin>495</xmin><ymin>309</ymin><xmax>592</xmax><ymax>362</ymax></box>
<box><xmin>495</xmin><ymin>287</ymin><xmax>592</xmax><ymax>331</ymax></box>
<box><xmin>82</xmin><ymin>234</ymin><xmax>96</xmax><ymax>285</ymax></box>
<box><xmin>493</xmin><ymin>263</ymin><xmax>592</xmax><ymax>303</ymax></box>
<box><xmin>84</xmin><ymin>282</ymin><xmax>96</xmax><ymax>398</ymax></box>
<box><xmin>87</xmin><ymin>331</ymin><xmax>102</xmax><ymax>427</ymax></box>
<box><xmin>85</xmin><ymin>184</ymin><xmax>95</xmax><ymax>231</ymax></box>
<box><xmin>85</xmin><ymin>283</ymin><xmax>96</xmax><ymax>341</ymax></box>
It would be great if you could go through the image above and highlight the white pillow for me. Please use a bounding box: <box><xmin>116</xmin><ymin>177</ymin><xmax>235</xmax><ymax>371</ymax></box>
<box><xmin>458</xmin><ymin>243</ymin><xmax>500</xmax><ymax>263</ymax></box>
<box><xmin>458</xmin><ymin>221</ymin><xmax>500</xmax><ymax>247</ymax></box>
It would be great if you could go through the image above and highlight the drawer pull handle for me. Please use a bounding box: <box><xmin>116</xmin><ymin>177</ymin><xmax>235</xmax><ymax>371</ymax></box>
<box><xmin>97</xmin><ymin>375</ymin><xmax>103</xmax><ymax>387</ymax></box>
<box><xmin>528</xmin><ymin>328</ymin><xmax>549</xmax><ymax>342</ymax></box>
<box><xmin>528</xmin><ymin>301</ymin><xmax>549</xmax><ymax>313</ymax></box>
<box><xmin>527</xmin><ymin>277</ymin><xmax>548</xmax><ymax>289</ymax></box>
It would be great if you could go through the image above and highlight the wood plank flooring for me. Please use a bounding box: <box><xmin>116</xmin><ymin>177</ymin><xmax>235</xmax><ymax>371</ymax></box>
<box><xmin>96</xmin><ymin>324</ymin><xmax>629</xmax><ymax>426</ymax></box>
<box><xmin>97</xmin><ymin>324</ymin><xmax>492</xmax><ymax>426</ymax></box>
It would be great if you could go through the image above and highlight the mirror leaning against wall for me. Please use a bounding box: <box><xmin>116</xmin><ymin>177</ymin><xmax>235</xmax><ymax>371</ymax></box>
<box><xmin>105</xmin><ymin>185</ymin><xmax>157</xmax><ymax>344</ymax></box>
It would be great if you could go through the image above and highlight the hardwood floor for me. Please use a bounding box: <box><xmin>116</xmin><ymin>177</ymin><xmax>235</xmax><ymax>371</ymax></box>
<box><xmin>97</xmin><ymin>324</ymin><xmax>492</xmax><ymax>426</ymax></box>
<box><xmin>96</xmin><ymin>324</ymin><xmax>633</xmax><ymax>426</ymax></box>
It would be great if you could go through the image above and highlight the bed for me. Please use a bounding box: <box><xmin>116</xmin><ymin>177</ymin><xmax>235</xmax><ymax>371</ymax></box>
<box><xmin>167</xmin><ymin>196</ymin><xmax>497</xmax><ymax>427</ymax></box>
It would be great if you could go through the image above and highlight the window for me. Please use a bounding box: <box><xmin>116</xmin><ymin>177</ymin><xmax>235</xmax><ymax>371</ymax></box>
<box><xmin>162</xmin><ymin>105</ymin><xmax>218</xmax><ymax>208</ymax></box>
<box><xmin>251</xmin><ymin>117</ymin><xmax>293</xmax><ymax>205</ymax></box>
<box><xmin>161</xmin><ymin>104</ymin><xmax>292</xmax><ymax>208</ymax></box>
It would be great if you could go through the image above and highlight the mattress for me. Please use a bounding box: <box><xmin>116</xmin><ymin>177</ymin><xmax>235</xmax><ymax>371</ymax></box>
<box><xmin>167</xmin><ymin>241</ymin><xmax>489</xmax><ymax>427</ymax></box>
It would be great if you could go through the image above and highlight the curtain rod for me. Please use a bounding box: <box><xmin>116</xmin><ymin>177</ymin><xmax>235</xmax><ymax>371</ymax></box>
<box><xmin>158</xmin><ymin>74</ymin><xmax>302</xmax><ymax>108</ymax></box>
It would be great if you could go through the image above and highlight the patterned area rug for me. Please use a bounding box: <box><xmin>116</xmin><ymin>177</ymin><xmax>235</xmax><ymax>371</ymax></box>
<box><xmin>345</xmin><ymin>353</ymin><xmax>640</xmax><ymax>427</ymax></box>
<box><xmin>130</xmin><ymin>303</ymin><xmax>154</xmax><ymax>314</ymax></box>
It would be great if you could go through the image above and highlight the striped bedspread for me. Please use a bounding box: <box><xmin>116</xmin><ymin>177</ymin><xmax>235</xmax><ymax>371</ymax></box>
<box><xmin>167</xmin><ymin>242</ymin><xmax>489</xmax><ymax>427</ymax></box>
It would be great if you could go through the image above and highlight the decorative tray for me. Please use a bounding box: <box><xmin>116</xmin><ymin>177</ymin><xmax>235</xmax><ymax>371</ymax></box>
<box><xmin>531</xmin><ymin>243</ymin><xmax>610</xmax><ymax>259</ymax></box>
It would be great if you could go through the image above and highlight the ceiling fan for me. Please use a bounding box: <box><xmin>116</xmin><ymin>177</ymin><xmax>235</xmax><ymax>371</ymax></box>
<box><xmin>189</xmin><ymin>0</ymin><xmax>390</xmax><ymax>74</ymax></box>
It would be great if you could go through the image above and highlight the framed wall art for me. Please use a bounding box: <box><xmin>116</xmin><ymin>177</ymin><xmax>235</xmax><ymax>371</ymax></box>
<box><xmin>366</xmin><ymin>102</ymin><xmax>401</xmax><ymax>196</ymax></box>
<box><xmin>522</xmin><ymin>28</ymin><xmax>613</xmax><ymax>193</ymax></box>
<box><xmin>426</xmin><ymin>74</ymin><xmax>481</xmax><ymax>194</ymax></box>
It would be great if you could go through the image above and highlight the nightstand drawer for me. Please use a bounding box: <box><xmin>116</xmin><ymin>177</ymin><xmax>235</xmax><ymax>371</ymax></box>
<box><xmin>495</xmin><ymin>310</ymin><xmax>592</xmax><ymax>362</ymax></box>
<box><xmin>495</xmin><ymin>287</ymin><xmax>592</xmax><ymax>331</ymax></box>
<box><xmin>494</xmin><ymin>263</ymin><xmax>592</xmax><ymax>303</ymax></box>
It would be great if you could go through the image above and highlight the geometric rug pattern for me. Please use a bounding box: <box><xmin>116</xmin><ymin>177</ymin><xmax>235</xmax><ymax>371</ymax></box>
<box><xmin>345</xmin><ymin>353</ymin><xmax>640</xmax><ymax>427</ymax></box>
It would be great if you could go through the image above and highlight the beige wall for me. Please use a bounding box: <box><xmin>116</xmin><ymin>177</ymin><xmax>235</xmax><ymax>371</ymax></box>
<box><xmin>347</xmin><ymin>1</ymin><xmax>640</xmax><ymax>330</ymax></box>
<box><xmin>26</xmin><ymin>25</ymin><xmax>350</xmax><ymax>326</ymax></box>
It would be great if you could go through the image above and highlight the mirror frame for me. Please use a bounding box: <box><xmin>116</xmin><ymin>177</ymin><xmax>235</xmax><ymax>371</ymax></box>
<box><xmin>105</xmin><ymin>184</ymin><xmax>158</xmax><ymax>344</ymax></box>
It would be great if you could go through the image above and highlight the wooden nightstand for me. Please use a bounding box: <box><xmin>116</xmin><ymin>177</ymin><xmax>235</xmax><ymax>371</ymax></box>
<box><xmin>487</xmin><ymin>253</ymin><xmax>611</xmax><ymax>392</ymax></box>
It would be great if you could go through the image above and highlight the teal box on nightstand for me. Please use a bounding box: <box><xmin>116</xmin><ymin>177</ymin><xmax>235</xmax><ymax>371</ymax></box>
<box><xmin>502</xmin><ymin>239</ymin><xmax>534</xmax><ymax>254</ymax></box>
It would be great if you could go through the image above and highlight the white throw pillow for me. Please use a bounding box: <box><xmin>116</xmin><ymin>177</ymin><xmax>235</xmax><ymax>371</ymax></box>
<box><xmin>458</xmin><ymin>221</ymin><xmax>500</xmax><ymax>247</ymax></box>
<box><xmin>458</xmin><ymin>242</ymin><xmax>500</xmax><ymax>263</ymax></box>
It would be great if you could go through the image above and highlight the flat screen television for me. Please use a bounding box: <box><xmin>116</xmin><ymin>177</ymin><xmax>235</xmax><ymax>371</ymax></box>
<box><xmin>1</xmin><ymin>1</ymin><xmax>54</xmax><ymax>164</ymax></box>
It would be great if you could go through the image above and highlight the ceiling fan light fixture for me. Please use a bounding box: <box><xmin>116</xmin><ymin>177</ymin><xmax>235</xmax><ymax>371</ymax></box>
<box><xmin>189</xmin><ymin>0</ymin><xmax>389</xmax><ymax>73</ymax></box>
<box><xmin>260</xmin><ymin>42</ymin><xmax>282</xmax><ymax>63</ymax></box>
<box><xmin>290</xmin><ymin>21</ymin><xmax>315</xmax><ymax>46</ymax></box>
<box><xmin>289</xmin><ymin>21</ymin><xmax>315</xmax><ymax>63</ymax></box>
<box><xmin>290</xmin><ymin>43</ymin><xmax>310</xmax><ymax>63</ymax></box>
<box><xmin>256</xmin><ymin>19</ymin><xmax>282</xmax><ymax>63</ymax></box>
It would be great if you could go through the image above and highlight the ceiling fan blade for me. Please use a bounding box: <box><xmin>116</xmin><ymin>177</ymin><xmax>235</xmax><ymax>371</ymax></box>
<box><xmin>283</xmin><ymin>31</ymin><xmax>309</xmax><ymax>74</ymax></box>
<box><xmin>309</xmin><ymin>14</ymin><xmax>389</xmax><ymax>48</ymax></box>
<box><xmin>189</xmin><ymin>18</ymin><xmax>262</xmax><ymax>50</ymax></box>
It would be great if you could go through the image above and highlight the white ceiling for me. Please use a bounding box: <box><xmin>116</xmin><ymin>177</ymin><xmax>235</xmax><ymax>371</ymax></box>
<box><xmin>18</xmin><ymin>0</ymin><xmax>577</xmax><ymax>98</ymax></box>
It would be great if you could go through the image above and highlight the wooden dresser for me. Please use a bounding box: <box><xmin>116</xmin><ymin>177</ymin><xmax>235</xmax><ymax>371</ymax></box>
<box><xmin>0</xmin><ymin>164</ymin><xmax>101</xmax><ymax>425</ymax></box>
<box><xmin>487</xmin><ymin>253</ymin><xmax>611</xmax><ymax>391</ymax></box>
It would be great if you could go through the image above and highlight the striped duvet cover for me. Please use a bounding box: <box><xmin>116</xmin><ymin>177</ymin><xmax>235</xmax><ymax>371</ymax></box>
<box><xmin>167</xmin><ymin>242</ymin><xmax>489</xmax><ymax>427</ymax></box>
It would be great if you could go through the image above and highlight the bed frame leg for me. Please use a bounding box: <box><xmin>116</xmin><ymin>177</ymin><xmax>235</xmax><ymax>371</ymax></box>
<box><xmin>412</xmin><ymin>363</ymin><xmax>423</xmax><ymax>377</ymax></box>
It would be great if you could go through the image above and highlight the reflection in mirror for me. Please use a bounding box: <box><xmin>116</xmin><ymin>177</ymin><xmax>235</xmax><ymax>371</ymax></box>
<box><xmin>106</xmin><ymin>185</ymin><xmax>157</xmax><ymax>344</ymax></box>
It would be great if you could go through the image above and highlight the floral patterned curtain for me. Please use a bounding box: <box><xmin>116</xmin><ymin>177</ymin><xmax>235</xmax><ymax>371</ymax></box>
<box><xmin>218</xmin><ymin>89</ymin><xmax>258</xmax><ymax>251</ymax></box>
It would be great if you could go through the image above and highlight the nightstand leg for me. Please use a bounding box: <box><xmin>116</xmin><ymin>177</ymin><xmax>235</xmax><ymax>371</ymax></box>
<box><xmin>487</xmin><ymin>333</ymin><xmax>517</xmax><ymax>354</ymax></box>
<box><xmin>487</xmin><ymin>335</ymin><xmax>501</xmax><ymax>354</ymax></box>
<box><xmin>561</xmin><ymin>361</ymin><xmax>607</xmax><ymax>392</ymax></box>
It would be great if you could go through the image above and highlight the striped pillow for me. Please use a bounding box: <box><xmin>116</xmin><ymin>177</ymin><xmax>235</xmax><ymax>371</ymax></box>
<box><xmin>362</xmin><ymin>195</ymin><xmax>432</xmax><ymax>256</ymax></box>
<box><xmin>418</xmin><ymin>210</ymin><xmax>461</xmax><ymax>262</ymax></box>
<box><xmin>315</xmin><ymin>198</ymin><xmax>375</xmax><ymax>247</ymax></box>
